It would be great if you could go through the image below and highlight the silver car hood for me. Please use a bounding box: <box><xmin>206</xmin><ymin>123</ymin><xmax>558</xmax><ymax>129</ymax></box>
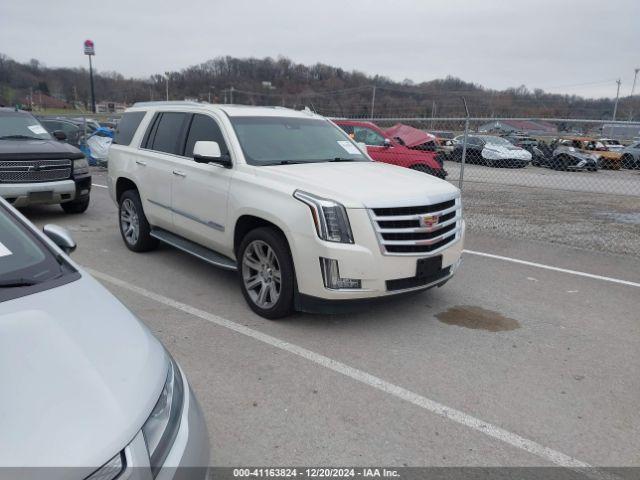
<box><xmin>0</xmin><ymin>274</ymin><xmax>167</xmax><ymax>468</ymax></box>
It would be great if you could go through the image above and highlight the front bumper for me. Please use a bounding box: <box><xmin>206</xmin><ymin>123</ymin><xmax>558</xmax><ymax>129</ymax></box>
<box><xmin>0</xmin><ymin>174</ymin><xmax>91</xmax><ymax>207</ymax></box>
<box><xmin>115</xmin><ymin>368</ymin><xmax>209</xmax><ymax>480</ymax></box>
<box><xmin>290</xmin><ymin>208</ymin><xmax>465</xmax><ymax>304</ymax></box>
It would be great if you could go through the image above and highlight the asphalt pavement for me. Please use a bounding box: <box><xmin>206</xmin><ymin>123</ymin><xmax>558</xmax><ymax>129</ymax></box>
<box><xmin>22</xmin><ymin>170</ymin><xmax>640</xmax><ymax>469</ymax></box>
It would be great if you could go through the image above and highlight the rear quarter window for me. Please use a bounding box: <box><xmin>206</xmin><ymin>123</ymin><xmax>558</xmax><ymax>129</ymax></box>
<box><xmin>113</xmin><ymin>111</ymin><xmax>146</xmax><ymax>146</ymax></box>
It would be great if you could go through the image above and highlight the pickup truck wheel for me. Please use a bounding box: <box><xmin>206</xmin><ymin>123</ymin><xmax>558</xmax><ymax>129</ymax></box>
<box><xmin>61</xmin><ymin>196</ymin><xmax>90</xmax><ymax>214</ymax></box>
<box><xmin>118</xmin><ymin>190</ymin><xmax>158</xmax><ymax>252</ymax></box>
<box><xmin>238</xmin><ymin>227</ymin><xmax>294</xmax><ymax>319</ymax></box>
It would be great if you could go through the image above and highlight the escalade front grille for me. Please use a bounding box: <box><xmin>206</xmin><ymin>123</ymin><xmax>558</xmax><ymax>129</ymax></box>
<box><xmin>0</xmin><ymin>159</ymin><xmax>72</xmax><ymax>183</ymax></box>
<box><xmin>369</xmin><ymin>197</ymin><xmax>462</xmax><ymax>254</ymax></box>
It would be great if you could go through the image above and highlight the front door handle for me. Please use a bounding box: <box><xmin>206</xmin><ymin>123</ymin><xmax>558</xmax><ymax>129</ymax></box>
<box><xmin>135</xmin><ymin>160</ymin><xmax>147</xmax><ymax>166</ymax></box>
<box><xmin>172</xmin><ymin>170</ymin><xmax>187</xmax><ymax>177</ymax></box>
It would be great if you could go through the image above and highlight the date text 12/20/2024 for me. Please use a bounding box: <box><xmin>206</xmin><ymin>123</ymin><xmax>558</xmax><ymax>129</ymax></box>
<box><xmin>232</xmin><ymin>468</ymin><xmax>400</xmax><ymax>478</ymax></box>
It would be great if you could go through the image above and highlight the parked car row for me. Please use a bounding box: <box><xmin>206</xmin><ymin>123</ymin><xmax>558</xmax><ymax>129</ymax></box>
<box><xmin>443</xmin><ymin>132</ymin><xmax>639</xmax><ymax>172</ymax></box>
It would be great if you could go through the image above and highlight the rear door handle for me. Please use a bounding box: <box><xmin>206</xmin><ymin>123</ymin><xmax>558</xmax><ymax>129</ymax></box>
<box><xmin>172</xmin><ymin>170</ymin><xmax>186</xmax><ymax>177</ymax></box>
<box><xmin>135</xmin><ymin>160</ymin><xmax>147</xmax><ymax>166</ymax></box>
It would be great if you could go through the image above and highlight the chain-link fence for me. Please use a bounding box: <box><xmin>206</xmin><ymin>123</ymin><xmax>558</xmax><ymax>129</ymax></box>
<box><xmin>331</xmin><ymin>115</ymin><xmax>640</xmax><ymax>257</ymax></box>
<box><xmin>330</xmin><ymin>116</ymin><xmax>640</xmax><ymax>196</ymax></box>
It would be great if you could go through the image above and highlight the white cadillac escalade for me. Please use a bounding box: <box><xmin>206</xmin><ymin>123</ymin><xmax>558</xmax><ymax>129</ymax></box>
<box><xmin>107</xmin><ymin>102</ymin><xmax>464</xmax><ymax>318</ymax></box>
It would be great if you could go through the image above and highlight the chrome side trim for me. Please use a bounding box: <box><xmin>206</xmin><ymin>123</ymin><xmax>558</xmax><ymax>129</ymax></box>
<box><xmin>147</xmin><ymin>199</ymin><xmax>225</xmax><ymax>232</ymax></box>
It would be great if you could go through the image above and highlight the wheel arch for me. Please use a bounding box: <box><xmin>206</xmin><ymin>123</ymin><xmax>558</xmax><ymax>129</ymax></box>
<box><xmin>233</xmin><ymin>214</ymin><xmax>292</xmax><ymax>258</ymax></box>
<box><xmin>115</xmin><ymin>177</ymin><xmax>139</xmax><ymax>202</ymax></box>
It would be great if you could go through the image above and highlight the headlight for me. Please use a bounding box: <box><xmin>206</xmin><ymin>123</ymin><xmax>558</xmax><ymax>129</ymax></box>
<box><xmin>294</xmin><ymin>190</ymin><xmax>354</xmax><ymax>243</ymax></box>
<box><xmin>73</xmin><ymin>157</ymin><xmax>89</xmax><ymax>175</ymax></box>
<box><xmin>142</xmin><ymin>354</ymin><xmax>184</xmax><ymax>477</ymax></box>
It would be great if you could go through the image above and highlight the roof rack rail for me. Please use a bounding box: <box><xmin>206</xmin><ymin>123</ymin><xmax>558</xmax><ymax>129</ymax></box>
<box><xmin>131</xmin><ymin>101</ymin><xmax>205</xmax><ymax>107</ymax></box>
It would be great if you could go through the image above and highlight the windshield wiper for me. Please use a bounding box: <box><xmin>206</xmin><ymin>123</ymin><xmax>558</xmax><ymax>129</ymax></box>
<box><xmin>327</xmin><ymin>157</ymin><xmax>359</xmax><ymax>162</ymax></box>
<box><xmin>0</xmin><ymin>135</ymin><xmax>45</xmax><ymax>140</ymax></box>
<box><xmin>0</xmin><ymin>277</ymin><xmax>41</xmax><ymax>288</ymax></box>
<box><xmin>262</xmin><ymin>160</ymin><xmax>309</xmax><ymax>166</ymax></box>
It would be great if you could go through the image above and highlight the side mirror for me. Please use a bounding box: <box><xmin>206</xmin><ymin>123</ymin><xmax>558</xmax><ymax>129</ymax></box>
<box><xmin>193</xmin><ymin>141</ymin><xmax>231</xmax><ymax>167</ymax></box>
<box><xmin>383</xmin><ymin>138</ymin><xmax>392</xmax><ymax>147</ymax></box>
<box><xmin>53</xmin><ymin>130</ymin><xmax>67</xmax><ymax>141</ymax></box>
<box><xmin>43</xmin><ymin>224</ymin><xmax>76</xmax><ymax>254</ymax></box>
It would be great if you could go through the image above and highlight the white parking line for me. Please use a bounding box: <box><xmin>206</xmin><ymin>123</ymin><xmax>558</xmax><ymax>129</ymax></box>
<box><xmin>464</xmin><ymin>249</ymin><xmax>640</xmax><ymax>288</ymax></box>
<box><xmin>87</xmin><ymin>267</ymin><xmax>611</xmax><ymax>477</ymax></box>
<box><xmin>92</xmin><ymin>183</ymin><xmax>108</xmax><ymax>189</ymax></box>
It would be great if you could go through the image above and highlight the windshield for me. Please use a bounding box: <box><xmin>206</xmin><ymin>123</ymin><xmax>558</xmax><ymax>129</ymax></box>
<box><xmin>230</xmin><ymin>116</ymin><xmax>368</xmax><ymax>165</ymax></box>
<box><xmin>481</xmin><ymin>136</ymin><xmax>514</xmax><ymax>147</ymax></box>
<box><xmin>0</xmin><ymin>111</ymin><xmax>52</xmax><ymax>140</ymax></box>
<box><xmin>0</xmin><ymin>203</ymin><xmax>76</xmax><ymax>302</ymax></box>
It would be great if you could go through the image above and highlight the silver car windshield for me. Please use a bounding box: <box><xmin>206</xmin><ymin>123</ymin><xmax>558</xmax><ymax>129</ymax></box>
<box><xmin>0</xmin><ymin>205</ymin><xmax>75</xmax><ymax>302</ymax></box>
<box><xmin>230</xmin><ymin>116</ymin><xmax>368</xmax><ymax>166</ymax></box>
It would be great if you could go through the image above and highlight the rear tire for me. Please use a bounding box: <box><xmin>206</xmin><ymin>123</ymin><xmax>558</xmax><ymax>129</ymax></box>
<box><xmin>118</xmin><ymin>190</ymin><xmax>158</xmax><ymax>252</ymax></box>
<box><xmin>238</xmin><ymin>227</ymin><xmax>295</xmax><ymax>319</ymax></box>
<box><xmin>61</xmin><ymin>196</ymin><xmax>90</xmax><ymax>214</ymax></box>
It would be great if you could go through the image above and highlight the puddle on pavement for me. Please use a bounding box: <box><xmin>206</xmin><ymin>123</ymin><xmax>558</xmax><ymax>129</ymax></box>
<box><xmin>436</xmin><ymin>305</ymin><xmax>520</xmax><ymax>332</ymax></box>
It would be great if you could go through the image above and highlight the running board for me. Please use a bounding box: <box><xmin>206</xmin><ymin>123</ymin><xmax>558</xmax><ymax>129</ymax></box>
<box><xmin>150</xmin><ymin>228</ymin><xmax>237</xmax><ymax>271</ymax></box>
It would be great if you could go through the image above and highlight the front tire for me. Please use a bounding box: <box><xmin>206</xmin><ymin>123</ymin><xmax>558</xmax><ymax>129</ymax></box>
<box><xmin>61</xmin><ymin>196</ymin><xmax>90</xmax><ymax>214</ymax></box>
<box><xmin>238</xmin><ymin>227</ymin><xmax>295</xmax><ymax>319</ymax></box>
<box><xmin>118</xmin><ymin>190</ymin><xmax>158</xmax><ymax>252</ymax></box>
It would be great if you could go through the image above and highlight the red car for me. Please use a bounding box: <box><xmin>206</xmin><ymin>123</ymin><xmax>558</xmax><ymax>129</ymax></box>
<box><xmin>334</xmin><ymin>120</ymin><xmax>446</xmax><ymax>179</ymax></box>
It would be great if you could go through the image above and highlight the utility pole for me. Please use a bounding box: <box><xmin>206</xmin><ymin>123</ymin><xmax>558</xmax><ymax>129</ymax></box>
<box><xmin>612</xmin><ymin>78</ymin><xmax>621</xmax><ymax>121</ymax></box>
<box><xmin>430</xmin><ymin>100</ymin><xmax>436</xmax><ymax>130</ymax></box>
<box><xmin>370</xmin><ymin>85</ymin><xmax>376</xmax><ymax>120</ymax></box>
<box><xmin>165</xmin><ymin>73</ymin><xmax>170</xmax><ymax>101</ymax></box>
<box><xmin>229</xmin><ymin>86</ymin><xmax>234</xmax><ymax>104</ymax></box>
<box><xmin>629</xmin><ymin>68</ymin><xmax>639</xmax><ymax>120</ymax></box>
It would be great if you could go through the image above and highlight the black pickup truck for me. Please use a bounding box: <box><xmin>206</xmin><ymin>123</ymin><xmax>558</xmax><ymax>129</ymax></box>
<box><xmin>0</xmin><ymin>108</ymin><xmax>91</xmax><ymax>213</ymax></box>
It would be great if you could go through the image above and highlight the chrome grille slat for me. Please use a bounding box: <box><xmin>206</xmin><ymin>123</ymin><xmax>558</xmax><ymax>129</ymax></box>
<box><xmin>373</xmin><ymin>204</ymin><xmax>459</xmax><ymax>222</ymax></box>
<box><xmin>369</xmin><ymin>197</ymin><xmax>461</xmax><ymax>255</ymax></box>
<box><xmin>0</xmin><ymin>159</ymin><xmax>72</xmax><ymax>183</ymax></box>
<box><xmin>376</xmin><ymin>213</ymin><xmax>460</xmax><ymax>234</ymax></box>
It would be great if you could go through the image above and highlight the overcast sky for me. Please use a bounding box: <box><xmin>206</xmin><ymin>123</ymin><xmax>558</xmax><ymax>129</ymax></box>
<box><xmin>1</xmin><ymin>0</ymin><xmax>639</xmax><ymax>99</ymax></box>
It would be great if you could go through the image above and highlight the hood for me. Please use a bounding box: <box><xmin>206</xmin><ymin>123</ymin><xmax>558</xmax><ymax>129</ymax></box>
<box><xmin>385</xmin><ymin>123</ymin><xmax>436</xmax><ymax>148</ymax></box>
<box><xmin>0</xmin><ymin>138</ymin><xmax>84</xmax><ymax>161</ymax></box>
<box><xmin>482</xmin><ymin>144</ymin><xmax>532</xmax><ymax>159</ymax></box>
<box><xmin>0</xmin><ymin>274</ymin><xmax>167</xmax><ymax>469</ymax></box>
<box><xmin>258</xmin><ymin>161</ymin><xmax>459</xmax><ymax>208</ymax></box>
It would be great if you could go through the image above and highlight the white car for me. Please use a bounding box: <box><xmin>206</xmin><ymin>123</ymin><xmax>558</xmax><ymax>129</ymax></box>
<box><xmin>598</xmin><ymin>138</ymin><xmax>624</xmax><ymax>152</ymax></box>
<box><xmin>107</xmin><ymin>102</ymin><xmax>464</xmax><ymax>319</ymax></box>
<box><xmin>0</xmin><ymin>196</ymin><xmax>209</xmax><ymax>479</ymax></box>
<box><xmin>453</xmin><ymin>135</ymin><xmax>532</xmax><ymax>168</ymax></box>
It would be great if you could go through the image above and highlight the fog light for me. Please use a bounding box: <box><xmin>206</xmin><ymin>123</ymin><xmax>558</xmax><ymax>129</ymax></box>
<box><xmin>320</xmin><ymin>257</ymin><xmax>361</xmax><ymax>289</ymax></box>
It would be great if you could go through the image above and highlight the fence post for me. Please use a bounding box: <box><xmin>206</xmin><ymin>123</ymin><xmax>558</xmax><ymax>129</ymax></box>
<box><xmin>459</xmin><ymin>98</ymin><xmax>470</xmax><ymax>191</ymax></box>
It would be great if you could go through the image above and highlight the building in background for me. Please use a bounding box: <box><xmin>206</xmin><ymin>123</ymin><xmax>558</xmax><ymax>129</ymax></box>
<box><xmin>95</xmin><ymin>101</ymin><xmax>127</xmax><ymax>114</ymax></box>
<box><xmin>478</xmin><ymin>119</ymin><xmax>557</xmax><ymax>135</ymax></box>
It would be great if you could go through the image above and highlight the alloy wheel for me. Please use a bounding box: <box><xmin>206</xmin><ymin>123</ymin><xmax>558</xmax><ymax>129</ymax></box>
<box><xmin>242</xmin><ymin>240</ymin><xmax>282</xmax><ymax>309</ymax></box>
<box><xmin>120</xmin><ymin>198</ymin><xmax>140</xmax><ymax>246</ymax></box>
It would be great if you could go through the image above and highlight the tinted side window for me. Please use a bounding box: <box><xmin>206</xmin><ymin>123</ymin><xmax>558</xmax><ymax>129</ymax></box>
<box><xmin>113</xmin><ymin>111</ymin><xmax>146</xmax><ymax>146</ymax></box>
<box><xmin>184</xmin><ymin>114</ymin><xmax>229</xmax><ymax>158</ymax></box>
<box><xmin>150</xmin><ymin>113</ymin><xmax>187</xmax><ymax>154</ymax></box>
